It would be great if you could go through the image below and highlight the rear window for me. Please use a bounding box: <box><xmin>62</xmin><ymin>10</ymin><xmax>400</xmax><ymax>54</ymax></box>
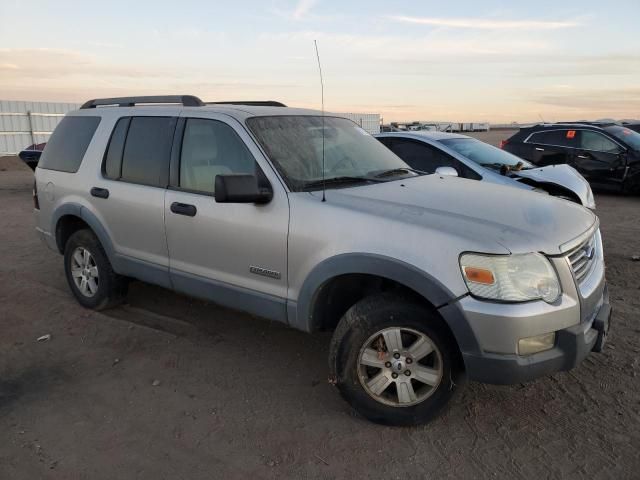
<box><xmin>38</xmin><ymin>116</ymin><xmax>101</xmax><ymax>172</ymax></box>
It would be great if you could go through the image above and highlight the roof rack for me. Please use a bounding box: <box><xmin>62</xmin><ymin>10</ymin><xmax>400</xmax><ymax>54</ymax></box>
<box><xmin>555</xmin><ymin>120</ymin><xmax>618</xmax><ymax>127</ymax></box>
<box><xmin>80</xmin><ymin>95</ymin><xmax>205</xmax><ymax>109</ymax></box>
<box><xmin>207</xmin><ymin>101</ymin><xmax>287</xmax><ymax>107</ymax></box>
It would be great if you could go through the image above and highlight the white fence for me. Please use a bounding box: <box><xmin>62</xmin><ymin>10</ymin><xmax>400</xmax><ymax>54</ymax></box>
<box><xmin>0</xmin><ymin>101</ymin><xmax>382</xmax><ymax>154</ymax></box>
<box><xmin>0</xmin><ymin>100</ymin><xmax>80</xmax><ymax>154</ymax></box>
<box><xmin>336</xmin><ymin>112</ymin><xmax>380</xmax><ymax>134</ymax></box>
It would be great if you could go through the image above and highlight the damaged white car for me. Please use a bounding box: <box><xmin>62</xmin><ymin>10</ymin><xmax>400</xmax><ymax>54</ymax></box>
<box><xmin>375</xmin><ymin>131</ymin><xmax>595</xmax><ymax>209</ymax></box>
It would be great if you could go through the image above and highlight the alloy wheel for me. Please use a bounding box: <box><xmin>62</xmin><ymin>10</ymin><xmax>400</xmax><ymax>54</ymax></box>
<box><xmin>70</xmin><ymin>247</ymin><xmax>99</xmax><ymax>297</ymax></box>
<box><xmin>357</xmin><ymin>327</ymin><xmax>443</xmax><ymax>407</ymax></box>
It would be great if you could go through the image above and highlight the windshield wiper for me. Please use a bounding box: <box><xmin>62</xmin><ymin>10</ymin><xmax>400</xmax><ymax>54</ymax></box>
<box><xmin>371</xmin><ymin>167</ymin><xmax>425</xmax><ymax>178</ymax></box>
<box><xmin>300</xmin><ymin>176</ymin><xmax>385</xmax><ymax>190</ymax></box>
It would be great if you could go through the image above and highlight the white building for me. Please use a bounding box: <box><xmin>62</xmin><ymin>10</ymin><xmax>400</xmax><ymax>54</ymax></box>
<box><xmin>0</xmin><ymin>100</ymin><xmax>80</xmax><ymax>154</ymax></box>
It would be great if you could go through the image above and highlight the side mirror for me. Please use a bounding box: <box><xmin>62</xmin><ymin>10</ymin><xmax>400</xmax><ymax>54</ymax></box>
<box><xmin>435</xmin><ymin>166</ymin><xmax>458</xmax><ymax>177</ymax></box>
<box><xmin>214</xmin><ymin>174</ymin><xmax>273</xmax><ymax>204</ymax></box>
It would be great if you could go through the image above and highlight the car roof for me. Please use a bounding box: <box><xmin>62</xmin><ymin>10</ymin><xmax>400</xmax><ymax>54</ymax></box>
<box><xmin>70</xmin><ymin>103</ymin><xmax>324</xmax><ymax>121</ymax></box>
<box><xmin>197</xmin><ymin>104</ymin><xmax>324</xmax><ymax>120</ymax></box>
<box><xmin>524</xmin><ymin>122</ymin><xmax>615</xmax><ymax>132</ymax></box>
<box><xmin>374</xmin><ymin>131</ymin><xmax>469</xmax><ymax>141</ymax></box>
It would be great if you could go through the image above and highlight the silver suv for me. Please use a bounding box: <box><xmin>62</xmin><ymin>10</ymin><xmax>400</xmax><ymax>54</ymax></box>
<box><xmin>34</xmin><ymin>95</ymin><xmax>611</xmax><ymax>426</ymax></box>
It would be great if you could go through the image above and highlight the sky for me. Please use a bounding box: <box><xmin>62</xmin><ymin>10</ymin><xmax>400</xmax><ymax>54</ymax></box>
<box><xmin>1</xmin><ymin>0</ymin><xmax>639</xmax><ymax>123</ymax></box>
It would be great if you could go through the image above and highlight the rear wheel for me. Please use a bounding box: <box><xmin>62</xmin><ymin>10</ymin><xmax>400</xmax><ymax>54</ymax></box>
<box><xmin>64</xmin><ymin>229</ymin><xmax>127</xmax><ymax>310</ymax></box>
<box><xmin>329</xmin><ymin>293</ymin><xmax>463</xmax><ymax>426</ymax></box>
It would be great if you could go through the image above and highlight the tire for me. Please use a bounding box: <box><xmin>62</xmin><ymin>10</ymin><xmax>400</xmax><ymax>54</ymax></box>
<box><xmin>622</xmin><ymin>178</ymin><xmax>639</xmax><ymax>195</ymax></box>
<box><xmin>329</xmin><ymin>293</ymin><xmax>464</xmax><ymax>426</ymax></box>
<box><xmin>63</xmin><ymin>229</ymin><xmax>127</xmax><ymax>310</ymax></box>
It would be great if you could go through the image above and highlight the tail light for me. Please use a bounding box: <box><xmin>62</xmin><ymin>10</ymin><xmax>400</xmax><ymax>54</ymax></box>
<box><xmin>33</xmin><ymin>180</ymin><xmax>40</xmax><ymax>210</ymax></box>
<box><xmin>499</xmin><ymin>139</ymin><xmax>508</xmax><ymax>149</ymax></box>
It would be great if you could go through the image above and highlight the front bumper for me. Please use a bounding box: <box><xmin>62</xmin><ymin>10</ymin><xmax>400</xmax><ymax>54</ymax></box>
<box><xmin>462</xmin><ymin>285</ymin><xmax>611</xmax><ymax>385</ymax></box>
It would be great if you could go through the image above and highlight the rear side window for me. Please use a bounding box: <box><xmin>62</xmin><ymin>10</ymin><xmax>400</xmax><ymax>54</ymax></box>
<box><xmin>103</xmin><ymin>117</ymin><xmax>130</xmax><ymax>179</ymax></box>
<box><xmin>389</xmin><ymin>139</ymin><xmax>443</xmax><ymax>173</ymax></box>
<box><xmin>103</xmin><ymin>116</ymin><xmax>176</xmax><ymax>187</ymax></box>
<box><xmin>527</xmin><ymin>130</ymin><xmax>579</xmax><ymax>148</ymax></box>
<box><xmin>387</xmin><ymin>138</ymin><xmax>480</xmax><ymax>179</ymax></box>
<box><xmin>39</xmin><ymin>116</ymin><xmax>101</xmax><ymax>172</ymax></box>
<box><xmin>376</xmin><ymin>137</ymin><xmax>394</xmax><ymax>148</ymax></box>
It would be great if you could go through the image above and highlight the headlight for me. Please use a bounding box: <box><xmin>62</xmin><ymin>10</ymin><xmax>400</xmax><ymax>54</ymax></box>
<box><xmin>460</xmin><ymin>253</ymin><xmax>561</xmax><ymax>303</ymax></box>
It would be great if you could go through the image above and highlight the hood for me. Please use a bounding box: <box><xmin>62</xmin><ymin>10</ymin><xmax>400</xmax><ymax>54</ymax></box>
<box><xmin>513</xmin><ymin>164</ymin><xmax>594</xmax><ymax>209</ymax></box>
<box><xmin>320</xmin><ymin>175</ymin><xmax>597</xmax><ymax>256</ymax></box>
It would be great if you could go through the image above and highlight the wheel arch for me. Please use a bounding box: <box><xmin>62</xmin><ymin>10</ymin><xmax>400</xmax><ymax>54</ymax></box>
<box><xmin>52</xmin><ymin>203</ymin><xmax>116</xmax><ymax>262</ymax></box>
<box><xmin>290</xmin><ymin>253</ymin><xmax>480</xmax><ymax>355</ymax></box>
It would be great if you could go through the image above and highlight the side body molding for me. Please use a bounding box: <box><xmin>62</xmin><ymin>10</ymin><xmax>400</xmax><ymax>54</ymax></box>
<box><xmin>289</xmin><ymin>253</ymin><xmax>481</xmax><ymax>355</ymax></box>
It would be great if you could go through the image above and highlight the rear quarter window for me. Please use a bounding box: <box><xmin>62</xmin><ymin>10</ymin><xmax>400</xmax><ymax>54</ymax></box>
<box><xmin>38</xmin><ymin>116</ymin><xmax>101</xmax><ymax>172</ymax></box>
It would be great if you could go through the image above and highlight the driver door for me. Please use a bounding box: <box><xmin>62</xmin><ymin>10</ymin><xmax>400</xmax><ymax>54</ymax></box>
<box><xmin>573</xmin><ymin>130</ymin><xmax>627</xmax><ymax>186</ymax></box>
<box><xmin>164</xmin><ymin>114</ymin><xmax>289</xmax><ymax>321</ymax></box>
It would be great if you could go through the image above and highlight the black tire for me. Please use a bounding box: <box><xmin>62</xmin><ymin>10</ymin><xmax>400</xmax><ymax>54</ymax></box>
<box><xmin>329</xmin><ymin>293</ymin><xmax>464</xmax><ymax>426</ymax></box>
<box><xmin>622</xmin><ymin>178</ymin><xmax>639</xmax><ymax>196</ymax></box>
<box><xmin>63</xmin><ymin>229</ymin><xmax>127</xmax><ymax>310</ymax></box>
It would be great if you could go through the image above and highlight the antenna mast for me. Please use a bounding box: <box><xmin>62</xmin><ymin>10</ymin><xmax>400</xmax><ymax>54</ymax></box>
<box><xmin>314</xmin><ymin>40</ymin><xmax>326</xmax><ymax>202</ymax></box>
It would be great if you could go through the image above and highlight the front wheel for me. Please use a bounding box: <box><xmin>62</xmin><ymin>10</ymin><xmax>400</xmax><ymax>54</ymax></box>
<box><xmin>329</xmin><ymin>293</ymin><xmax>463</xmax><ymax>426</ymax></box>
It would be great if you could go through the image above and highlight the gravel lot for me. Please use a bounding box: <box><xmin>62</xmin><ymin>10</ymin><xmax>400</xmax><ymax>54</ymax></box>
<box><xmin>1</xmin><ymin>155</ymin><xmax>639</xmax><ymax>479</ymax></box>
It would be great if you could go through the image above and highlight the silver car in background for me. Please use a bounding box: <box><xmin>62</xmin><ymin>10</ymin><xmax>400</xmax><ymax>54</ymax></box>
<box><xmin>375</xmin><ymin>131</ymin><xmax>596</xmax><ymax>209</ymax></box>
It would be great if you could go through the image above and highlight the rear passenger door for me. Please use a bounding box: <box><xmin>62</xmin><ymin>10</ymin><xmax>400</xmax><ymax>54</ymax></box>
<box><xmin>96</xmin><ymin>115</ymin><xmax>176</xmax><ymax>288</ymax></box>
<box><xmin>164</xmin><ymin>113</ymin><xmax>289</xmax><ymax>321</ymax></box>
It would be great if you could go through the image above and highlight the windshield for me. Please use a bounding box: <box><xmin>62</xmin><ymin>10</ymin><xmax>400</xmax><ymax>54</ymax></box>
<box><xmin>246</xmin><ymin>116</ymin><xmax>415</xmax><ymax>191</ymax></box>
<box><xmin>605</xmin><ymin>126</ymin><xmax>640</xmax><ymax>151</ymax></box>
<box><xmin>439</xmin><ymin>137</ymin><xmax>534</xmax><ymax>171</ymax></box>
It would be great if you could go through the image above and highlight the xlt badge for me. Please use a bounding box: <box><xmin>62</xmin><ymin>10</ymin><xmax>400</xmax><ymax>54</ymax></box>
<box><xmin>249</xmin><ymin>266</ymin><xmax>281</xmax><ymax>280</ymax></box>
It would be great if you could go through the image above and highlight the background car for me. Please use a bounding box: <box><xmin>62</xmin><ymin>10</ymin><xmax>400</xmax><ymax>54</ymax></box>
<box><xmin>375</xmin><ymin>131</ymin><xmax>595</xmax><ymax>208</ymax></box>
<box><xmin>501</xmin><ymin>123</ymin><xmax>640</xmax><ymax>194</ymax></box>
<box><xmin>621</xmin><ymin>122</ymin><xmax>640</xmax><ymax>134</ymax></box>
<box><xmin>18</xmin><ymin>142</ymin><xmax>46</xmax><ymax>171</ymax></box>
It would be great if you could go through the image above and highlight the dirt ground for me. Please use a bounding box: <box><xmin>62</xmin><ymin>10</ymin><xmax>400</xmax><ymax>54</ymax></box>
<box><xmin>1</xmin><ymin>154</ymin><xmax>639</xmax><ymax>479</ymax></box>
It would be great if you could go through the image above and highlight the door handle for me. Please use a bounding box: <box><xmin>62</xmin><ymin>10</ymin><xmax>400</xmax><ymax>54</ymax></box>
<box><xmin>535</xmin><ymin>147</ymin><xmax>545</xmax><ymax>152</ymax></box>
<box><xmin>90</xmin><ymin>187</ymin><xmax>109</xmax><ymax>199</ymax></box>
<box><xmin>170</xmin><ymin>202</ymin><xmax>197</xmax><ymax>217</ymax></box>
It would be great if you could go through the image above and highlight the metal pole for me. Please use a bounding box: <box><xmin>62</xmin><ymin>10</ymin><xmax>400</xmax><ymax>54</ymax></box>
<box><xmin>26</xmin><ymin>110</ymin><xmax>35</xmax><ymax>147</ymax></box>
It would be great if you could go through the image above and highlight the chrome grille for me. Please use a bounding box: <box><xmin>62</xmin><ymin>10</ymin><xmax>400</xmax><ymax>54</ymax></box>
<box><xmin>567</xmin><ymin>233</ymin><xmax>597</xmax><ymax>284</ymax></box>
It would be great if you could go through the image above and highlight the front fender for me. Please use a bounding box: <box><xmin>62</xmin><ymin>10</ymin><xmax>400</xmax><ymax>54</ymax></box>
<box><xmin>289</xmin><ymin>253</ymin><xmax>480</xmax><ymax>354</ymax></box>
